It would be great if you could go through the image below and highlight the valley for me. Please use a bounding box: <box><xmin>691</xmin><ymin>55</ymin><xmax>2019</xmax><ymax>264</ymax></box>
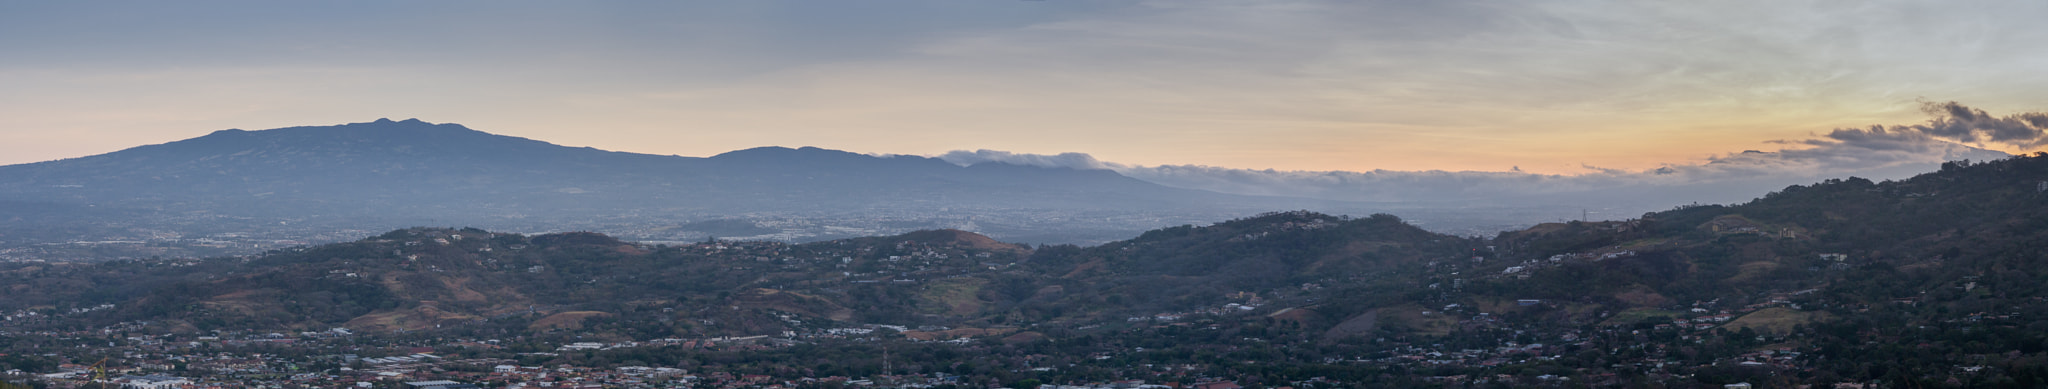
<box><xmin>8</xmin><ymin>156</ymin><xmax>2048</xmax><ymax>387</ymax></box>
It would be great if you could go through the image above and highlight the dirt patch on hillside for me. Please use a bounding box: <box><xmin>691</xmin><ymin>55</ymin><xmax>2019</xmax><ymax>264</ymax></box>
<box><xmin>895</xmin><ymin>230</ymin><xmax>1029</xmax><ymax>254</ymax></box>
<box><xmin>1599</xmin><ymin>308</ymin><xmax>1683</xmax><ymax>326</ymax></box>
<box><xmin>1001</xmin><ymin>331</ymin><xmax>1048</xmax><ymax>344</ymax></box>
<box><xmin>733</xmin><ymin>288</ymin><xmax>853</xmax><ymax>321</ymax></box>
<box><xmin>1320</xmin><ymin>309</ymin><xmax>1379</xmax><ymax>343</ymax></box>
<box><xmin>153</xmin><ymin>319</ymin><xmax>202</xmax><ymax>334</ymax></box>
<box><xmin>441</xmin><ymin>277</ymin><xmax>492</xmax><ymax>303</ymax></box>
<box><xmin>1614</xmin><ymin>286</ymin><xmax>1673</xmax><ymax>307</ymax></box>
<box><xmin>1724</xmin><ymin>307</ymin><xmax>1832</xmax><ymax>334</ymax></box>
<box><xmin>528</xmin><ymin>311</ymin><xmax>614</xmax><ymax>331</ymax></box>
<box><xmin>346</xmin><ymin>304</ymin><xmax>483</xmax><ymax>332</ymax></box>
<box><xmin>1062</xmin><ymin>259</ymin><xmax>1106</xmax><ymax>278</ymax></box>
<box><xmin>202</xmin><ymin>289</ymin><xmax>277</xmax><ymax>317</ymax></box>
<box><xmin>917</xmin><ymin>279</ymin><xmax>988</xmax><ymax>316</ymax></box>
<box><xmin>1378</xmin><ymin>305</ymin><xmax>1460</xmax><ymax>337</ymax></box>
<box><xmin>1267</xmin><ymin>307</ymin><xmax>1325</xmax><ymax>327</ymax></box>
<box><xmin>1726</xmin><ymin>261</ymin><xmax>1783</xmax><ymax>283</ymax></box>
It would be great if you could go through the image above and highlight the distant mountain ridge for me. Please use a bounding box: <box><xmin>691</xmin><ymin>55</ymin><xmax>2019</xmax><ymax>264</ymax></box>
<box><xmin>0</xmin><ymin>119</ymin><xmax>1356</xmax><ymax>248</ymax></box>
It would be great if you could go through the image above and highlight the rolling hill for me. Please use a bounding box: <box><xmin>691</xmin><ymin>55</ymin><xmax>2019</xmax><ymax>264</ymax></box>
<box><xmin>9</xmin><ymin>154</ymin><xmax>2048</xmax><ymax>386</ymax></box>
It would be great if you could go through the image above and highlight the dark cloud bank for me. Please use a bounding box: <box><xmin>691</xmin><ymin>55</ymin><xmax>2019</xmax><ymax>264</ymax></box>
<box><xmin>940</xmin><ymin>102</ymin><xmax>2039</xmax><ymax>230</ymax></box>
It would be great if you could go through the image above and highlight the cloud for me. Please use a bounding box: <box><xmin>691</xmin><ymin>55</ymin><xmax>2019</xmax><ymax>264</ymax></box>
<box><xmin>1834</xmin><ymin>101</ymin><xmax>2048</xmax><ymax>149</ymax></box>
<box><xmin>941</xmin><ymin>103</ymin><xmax>2021</xmax><ymax>211</ymax></box>
<box><xmin>814</xmin><ymin>1</ymin><xmax>2048</xmax><ymax>174</ymax></box>
<box><xmin>8</xmin><ymin>1</ymin><xmax>2048</xmax><ymax>173</ymax></box>
<box><xmin>937</xmin><ymin>149</ymin><xmax>1119</xmax><ymax>171</ymax></box>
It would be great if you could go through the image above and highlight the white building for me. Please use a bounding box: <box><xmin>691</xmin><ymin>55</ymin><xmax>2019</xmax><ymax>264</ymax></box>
<box><xmin>116</xmin><ymin>374</ymin><xmax>191</xmax><ymax>389</ymax></box>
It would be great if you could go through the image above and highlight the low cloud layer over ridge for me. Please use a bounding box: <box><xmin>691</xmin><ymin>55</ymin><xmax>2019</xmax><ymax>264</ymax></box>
<box><xmin>941</xmin><ymin>102</ymin><xmax>2021</xmax><ymax>212</ymax></box>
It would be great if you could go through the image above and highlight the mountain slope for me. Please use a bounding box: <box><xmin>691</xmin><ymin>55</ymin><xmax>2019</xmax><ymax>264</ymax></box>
<box><xmin>16</xmin><ymin>156</ymin><xmax>2048</xmax><ymax>337</ymax></box>
<box><xmin>0</xmin><ymin>119</ymin><xmax>1355</xmax><ymax>248</ymax></box>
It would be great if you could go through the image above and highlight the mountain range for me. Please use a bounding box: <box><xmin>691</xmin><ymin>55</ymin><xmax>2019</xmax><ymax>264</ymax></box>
<box><xmin>0</xmin><ymin>119</ymin><xmax>1365</xmax><ymax>254</ymax></box>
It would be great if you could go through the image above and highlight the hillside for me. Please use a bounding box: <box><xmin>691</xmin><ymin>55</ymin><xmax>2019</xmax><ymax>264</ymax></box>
<box><xmin>11</xmin><ymin>156</ymin><xmax>2048</xmax><ymax>385</ymax></box>
<box><xmin>0</xmin><ymin>227</ymin><xmax>1044</xmax><ymax>335</ymax></box>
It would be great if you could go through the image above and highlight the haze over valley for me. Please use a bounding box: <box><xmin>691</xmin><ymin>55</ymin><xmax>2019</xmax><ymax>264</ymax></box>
<box><xmin>12</xmin><ymin>1</ymin><xmax>2048</xmax><ymax>388</ymax></box>
<box><xmin>3</xmin><ymin>103</ymin><xmax>2031</xmax><ymax>261</ymax></box>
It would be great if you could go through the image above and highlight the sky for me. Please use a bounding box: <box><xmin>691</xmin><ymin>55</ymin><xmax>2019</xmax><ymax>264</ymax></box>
<box><xmin>4</xmin><ymin>1</ymin><xmax>2048</xmax><ymax>176</ymax></box>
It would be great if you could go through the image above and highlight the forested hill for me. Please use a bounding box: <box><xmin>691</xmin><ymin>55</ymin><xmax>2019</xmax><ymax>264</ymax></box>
<box><xmin>1489</xmin><ymin>155</ymin><xmax>2048</xmax><ymax>308</ymax></box>
<box><xmin>0</xmin><ymin>227</ymin><xmax>1050</xmax><ymax>334</ymax></box>
<box><xmin>1447</xmin><ymin>155</ymin><xmax>2048</xmax><ymax>384</ymax></box>
<box><xmin>1018</xmin><ymin>212</ymin><xmax>1481</xmax><ymax>321</ymax></box>
<box><xmin>0</xmin><ymin>211</ymin><xmax>1477</xmax><ymax>335</ymax></box>
<box><xmin>10</xmin><ymin>155</ymin><xmax>2048</xmax><ymax>337</ymax></box>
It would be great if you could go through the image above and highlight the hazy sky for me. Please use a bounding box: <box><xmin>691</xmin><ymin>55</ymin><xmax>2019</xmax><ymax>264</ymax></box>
<box><xmin>5</xmin><ymin>1</ymin><xmax>2047</xmax><ymax>174</ymax></box>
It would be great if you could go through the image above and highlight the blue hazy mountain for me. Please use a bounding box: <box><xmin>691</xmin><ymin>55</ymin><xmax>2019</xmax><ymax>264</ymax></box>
<box><xmin>0</xmin><ymin>119</ymin><xmax>1355</xmax><ymax>248</ymax></box>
